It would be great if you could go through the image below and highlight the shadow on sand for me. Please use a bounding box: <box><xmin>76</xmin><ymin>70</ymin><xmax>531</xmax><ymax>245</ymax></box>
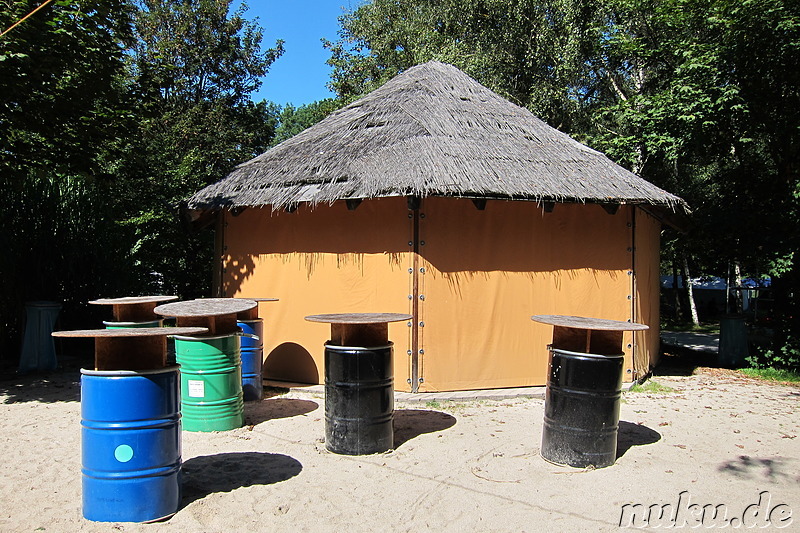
<box><xmin>0</xmin><ymin>358</ymin><xmax>87</xmax><ymax>404</ymax></box>
<box><xmin>718</xmin><ymin>455</ymin><xmax>800</xmax><ymax>483</ymax></box>
<box><xmin>244</xmin><ymin>397</ymin><xmax>320</xmax><ymax>426</ymax></box>
<box><xmin>617</xmin><ymin>421</ymin><xmax>662</xmax><ymax>459</ymax></box>
<box><xmin>393</xmin><ymin>409</ymin><xmax>457</xmax><ymax>449</ymax></box>
<box><xmin>181</xmin><ymin>452</ymin><xmax>302</xmax><ymax>507</ymax></box>
<box><xmin>653</xmin><ymin>344</ymin><xmax>717</xmax><ymax>377</ymax></box>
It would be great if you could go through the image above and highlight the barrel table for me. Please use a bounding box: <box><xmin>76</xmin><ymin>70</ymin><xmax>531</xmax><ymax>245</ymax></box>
<box><xmin>305</xmin><ymin>313</ymin><xmax>412</xmax><ymax>455</ymax></box>
<box><xmin>531</xmin><ymin>315</ymin><xmax>648</xmax><ymax>469</ymax></box>
<box><xmin>235</xmin><ymin>298</ymin><xmax>279</xmax><ymax>401</ymax></box>
<box><xmin>52</xmin><ymin>326</ymin><xmax>207</xmax><ymax>523</ymax></box>
<box><xmin>154</xmin><ymin>298</ymin><xmax>257</xmax><ymax>432</ymax></box>
<box><xmin>89</xmin><ymin>295</ymin><xmax>178</xmax><ymax>329</ymax></box>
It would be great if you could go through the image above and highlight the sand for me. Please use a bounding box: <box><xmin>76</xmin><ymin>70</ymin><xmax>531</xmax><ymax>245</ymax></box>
<box><xmin>1</xmin><ymin>364</ymin><xmax>797</xmax><ymax>532</ymax></box>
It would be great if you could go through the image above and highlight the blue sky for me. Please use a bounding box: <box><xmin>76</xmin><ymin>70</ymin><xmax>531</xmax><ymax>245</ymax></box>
<box><xmin>238</xmin><ymin>1</ymin><xmax>362</xmax><ymax>106</ymax></box>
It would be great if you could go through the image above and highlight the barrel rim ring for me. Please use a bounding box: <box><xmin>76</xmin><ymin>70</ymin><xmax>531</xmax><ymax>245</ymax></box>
<box><xmin>237</xmin><ymin>318</ymin><xmax>263</xmax><ymax>325</ymax></box>
<box><xmin>81</xmin><ymin>365</ymin><xmax>180</xmax><ymax>376</ymax></box>
<box><xmin>324</xmin><ymin>342</ymin><xmax>394</xmax><ymax>351</ymax></box>
<box><xmin>172</xmin><ymin>334</ymin><xmax>242</xmax><ymax>341</ymax></box>
<box><xmin>547</xmin><ymin>347</ymin><xmax>624</xmax><ymax>359</ymax></box>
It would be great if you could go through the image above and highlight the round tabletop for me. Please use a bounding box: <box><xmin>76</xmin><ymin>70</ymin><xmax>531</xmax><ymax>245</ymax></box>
<box><xmin>531</xmin><ymin>315</ymin><xmax>648</xmax><ymax>331</ymax></box>
<box><xmin>52</xmin><ymin>327</ymin><xmax>209</xmax><ymax>338</ymax></box>
<box><xmin>235</xmin><ymin>297</ymin><xmax>279</xmax><ymax>302</ymax></box>
<box><xmin>305</xmin><ymin>313</ymin><xmax>413</xmax><ymax>324</ymax></box>
<box><xmin>154</xmin><ymin>298</ymin><xmax>257</xmax><ymax>317</ymax></box>
<box><xmin>89</xmin><ymin>296</ymin><xmax>178</xmax><ymax>306</ymax></box>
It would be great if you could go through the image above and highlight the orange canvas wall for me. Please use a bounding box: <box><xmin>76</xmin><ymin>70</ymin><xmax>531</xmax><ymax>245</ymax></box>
<box><xmin>633</xmin><ymin>208</ymin><xmax>663</xmax><ymax>378</ymax></box>
<box><xmin>220</xmin><ymin>197</ymin><xmax>415</xmax><ymax>389</ymax></box>
<box><xmin>416</xmin><ymin>198</ymin><xmax>636</xmax><ymax>391</ymax></box>
<box><xmin>218</xmin><ymin>197</ymin><xmax>661</xmax><ymax>392</ymax></box>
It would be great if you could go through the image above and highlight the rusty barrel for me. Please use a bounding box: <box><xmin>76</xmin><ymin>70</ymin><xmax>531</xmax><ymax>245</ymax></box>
<box><xmin>541</xmin><ymin>347</ymin><xmax>624</xmax><ymax>468</ymax></box>
<box><xmin>324</xmin><ymin>343</ymin><xmax>394</xmax><ymax>455</ymax></box>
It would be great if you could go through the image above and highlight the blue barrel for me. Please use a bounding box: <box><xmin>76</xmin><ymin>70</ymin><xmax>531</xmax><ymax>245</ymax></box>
<box><xmin>81</xmin><ymin>367</ymin><xmax>181</xmax><ymax>522</ymax></box>
<box><xmin>173</xmin><ymin>334</ymin><xmax>245</xmax><ymax>432</ymax></box>
<box><xmin>238</xmin><ymin>319</ymin><xmax>264</xmax><ymax>401</ymax></box>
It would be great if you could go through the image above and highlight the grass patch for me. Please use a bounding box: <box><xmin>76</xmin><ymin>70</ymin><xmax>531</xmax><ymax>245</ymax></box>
<box><xmin>628</xmin><ymin>381</ymin><xmax>676</xmax><ymax>393</ymax></box>
<box><xmin>660</xmin><ymin>319</ymin><xmax>720</xmax><ymax>335</ymax></box>
<box><xmin>424</xmin><ymin>399</ymin><xmax>486</xmax><ymax>413</ymax></box>
<box><xmin>739</xmin><ymin>368</ymin><xmax>800</xmax><ymax>383</ymax></box>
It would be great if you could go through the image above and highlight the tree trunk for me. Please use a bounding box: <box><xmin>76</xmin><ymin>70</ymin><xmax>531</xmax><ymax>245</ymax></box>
<box><xmin>672</xmin><ymin>258</ymin><xmax>682</xmax><ymax>320</ymax></box>
<box><xmin>734</xmin><ymin>260</ymin><xmax>744</xmax><ymax>313</ymax></box>
<box><xmin>682</xmin><ymin>255</ymin><xmax>700</xmax><ymax>326</ymax></box>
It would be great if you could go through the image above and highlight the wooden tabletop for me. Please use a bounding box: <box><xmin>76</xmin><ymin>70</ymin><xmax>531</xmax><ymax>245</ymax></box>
<box><xmin>53</xmin><ymin>327</ymin><xmax>209</xmax><ymax>338</ymax></box>
<box><xmin>531</xmin><ymin>315</ymin><xmax>648</xmax><ymax>331</ymax></box>
<box><xmin>305</xmin><ymin>313</ymin><xmax>413</xmax><ymax>324</ymax></box>
<box><xmin>306</xmin><ymin>313</ymin><xmax>412</xmax><ymax>347</ymax></box>
<box><xmin>89</xmin><ymin>296</ymin><xmax>178</xmax><ymax>306</ymax></box>
<box><xmin>154</xmin><ymin>298</ymin><xmax>257</xmax><ymax>317</ymax></box>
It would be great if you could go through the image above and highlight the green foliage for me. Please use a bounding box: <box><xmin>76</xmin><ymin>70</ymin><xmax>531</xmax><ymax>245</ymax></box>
<box><xmin>130</xmin><ymin>0</ymin><xmax>283</xmax><ymax>106</ymax></box>
<box><xmin>325</xmin><ymin>0</ymin><xmax>601</xmax><ymax>129</ymax></box>
<box><xmin>0</xmin><ymin>175</ymin><xmax>135</xmax><ymax>328</ymax></box>
<box><xmin>0</xmin><ymin>0</ymin><xmax>284</xmax><ymax>359</ymax></box>
<box><xmin>0</xmin><ymin>0</ymin><xmax>134</xmax><ymax>183</ymax></box>
<box><xmin>746</xmin><ymin>336</ymin><xmax>800</xmax><ymax>372</ymax></box>
<box><xmin>329</xmin><ymin>0</ymin><xmax>800</xmax><ymax>359</ymax></box>
<box><xmin>589</xmin><ymin>0</ymin><xmax>799</xmax><ymax>279</ymax></box>
<box><xmin>0</xmin><ymin>0</ymin><xmax>136</xmax><ymax>352</ymax></box>
<box><xmin>118</xmin><ymin>0</ymin><xmax>285</xmax><ymax>297</ymax></box>
<box><xmin>271</xmin><ymin>98</ymin><xmax>342</xmax><ymax>146</ymax></box>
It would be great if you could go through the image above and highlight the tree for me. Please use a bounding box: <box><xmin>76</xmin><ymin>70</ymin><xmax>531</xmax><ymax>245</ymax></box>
<box><xmin>270</xmin><ymin>98</ymin><xmax>341</xmax><ymax>146</ymax></box>
<box><xmin>330</xmin><ymin>0</ymin><xmax>800</xmax><ymax>364</ymax></box>
<box><xmin>0</xmin><ymin>0</ymin><xmax>136</xmax><ymax>355</ymax></box>
<box><xmin>1</xmin><ymin>0</ymin><xmax>134</xmax><ymax>183</ymax></box>
<box><xmin>325</xmin><ymin>0</ymin><xmax>602</xmax><ymax>131</ymax></box>
<box><xmin>0</xmin><ymin>0</ymin><xmax>287</xmax><ymax>361</ymax></box>
<box><xmin>120</xmin><ymin>0</ymin><xmax>284</xmax><ymax>297</ymax></box>
<box><xmin>586</xmin><ymin>0</ymin><xmax>799</xmax><ymax>341</ymax></box>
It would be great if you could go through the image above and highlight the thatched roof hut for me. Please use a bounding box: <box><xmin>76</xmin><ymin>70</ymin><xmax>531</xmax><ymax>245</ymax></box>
<box><xmin>186</xmin><ymin>61</ymin><xmax>685</xmax><ymax>216</ymax></box>
<box><xmin>188</xmin><ymin>61</ymin><xmax>686</xmax><ymax>392</ymax></box>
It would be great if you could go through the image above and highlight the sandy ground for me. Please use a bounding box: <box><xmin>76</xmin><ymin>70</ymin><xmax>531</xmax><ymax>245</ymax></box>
<box><xmin>1</xmin><ymin>359</ymin><xmax>798</xmax><ymax>532</ymax></box>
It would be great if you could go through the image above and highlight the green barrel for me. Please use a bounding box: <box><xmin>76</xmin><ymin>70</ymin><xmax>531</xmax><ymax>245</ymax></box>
<box><xmin>173</xmin><ymin>334</ymin><xmax>245</xmax><ymax>432</ymax></box>
<box><xmin>104</xmin><ymin>320</ymin><xmax>163</xmax><ymax>329</ymax></box>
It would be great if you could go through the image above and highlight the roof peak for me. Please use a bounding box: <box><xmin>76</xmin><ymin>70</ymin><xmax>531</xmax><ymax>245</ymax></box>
<box><xmin>187</xmin><ymin>61</ymin><xmax>687</xmax><ymax>214</ymax></box>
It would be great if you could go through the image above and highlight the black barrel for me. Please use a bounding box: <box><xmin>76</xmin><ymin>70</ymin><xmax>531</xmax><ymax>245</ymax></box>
<box><xmin>541</xmin><ymin>347</ymin><xmax>624</xmax><ymax>468</ymax></box>
<box><xmin>718</xmin><ymin>314</ymin><xmax>748</xmax><ymax>368</ymax></box>
<box><xmin>324</xmin><ymin>343</ymin><xmax>394</xmax><ymax>455</ymax></box>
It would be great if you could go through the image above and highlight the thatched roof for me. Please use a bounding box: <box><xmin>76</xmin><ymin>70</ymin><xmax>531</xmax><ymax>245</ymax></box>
<box><xmin>186</xmin><ymin>61</ymin><xmax>687</xmax><ymax>215</ymax></box>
